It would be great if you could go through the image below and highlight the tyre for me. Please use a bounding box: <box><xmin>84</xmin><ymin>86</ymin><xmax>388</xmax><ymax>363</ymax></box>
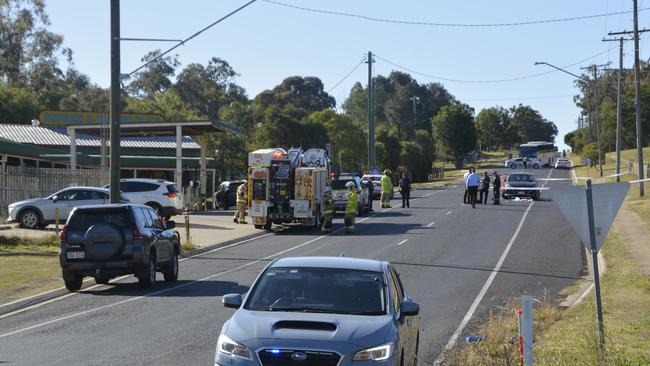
<box><xmin>163</xmin><ymin>248</ymin><xmax>179</xmax><ymax>282</ymax></box>
<box><xmin>138</xmin><ymin>252</ymin><xmax>157</xmax><ymax>289</ymax></box>
<box><xmin>94</xmin><ymin>276</ymin><xmax>110</xmax><ymax>285</ymax></box>
<box><xmin>19</xmin><ymin>209</ymin><xmax>41</xmax><ymax>229</ymax></box>
<box><xmin>64</xmin><ymin>273</ymin><xmax>83</xmax><ymax>292</ymax></box>
<box><xmin>254</xmin><ymin>224</ymin><xmax>263</xmax><ymax>229</ymax></box>
<box><xmin>263</xmin><ymin>221</ymin><xmax>272</xmax><ymax>231</ymax></box>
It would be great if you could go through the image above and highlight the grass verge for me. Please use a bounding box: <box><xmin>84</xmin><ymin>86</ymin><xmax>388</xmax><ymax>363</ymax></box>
<box><xmin>0</xmin><ymin>234</ymin><xmax>61</xmax><ymax>304</ymax></box>
<box><xmin>447</xmin><ymin>230</ymin><xmax>650</xmax><ymax>365</ymax></box>
<box><xmin>414</xmin><ymin>153</ymin><xmax>505</xmax><ymax>188</ymax></box>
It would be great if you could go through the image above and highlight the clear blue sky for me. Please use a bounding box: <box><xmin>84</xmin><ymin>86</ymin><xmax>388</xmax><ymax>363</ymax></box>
<box><xmin>46</xmin><ymin>0</ymin><xmax>650</xmax><ymax>151</ymax></box>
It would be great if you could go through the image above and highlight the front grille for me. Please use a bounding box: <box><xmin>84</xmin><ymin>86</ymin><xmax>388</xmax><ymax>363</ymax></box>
<box><xmin>258</xmin><ymin>348</ymin><xmax>341</xmax><ymax>366</ymax></box>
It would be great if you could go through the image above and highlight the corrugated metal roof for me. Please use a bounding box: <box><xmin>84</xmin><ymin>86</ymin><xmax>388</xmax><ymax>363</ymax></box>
<box><xmin>0</xmin><ymin>124</ymin><xmax>200</xmax><ymax>149</ymax></box>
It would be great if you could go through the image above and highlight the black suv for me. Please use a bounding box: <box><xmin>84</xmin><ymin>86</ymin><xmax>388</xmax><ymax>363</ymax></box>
<box><xmin>59</xmin><ymin>204</ymin><xmax>180</xmax><ymax>292</ymax></box>
<box><xmin>214</xmin><ymin>180</ymin><xmax>245</xmax><ymax>209</ymax></box>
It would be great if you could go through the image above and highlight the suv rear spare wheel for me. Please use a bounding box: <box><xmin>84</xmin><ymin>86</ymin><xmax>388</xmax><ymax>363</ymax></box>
<box><xmin>83</xmin><ymin>223</ymin><xmax>124</xmax><ymax>261</ymax></box>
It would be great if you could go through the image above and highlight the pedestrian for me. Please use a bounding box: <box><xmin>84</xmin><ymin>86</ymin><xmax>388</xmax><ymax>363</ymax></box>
<box><xmin>321</xmin><ymin>187</ymin><xmax>334</xmax><ymax>233</ymax></box>
<box><xmin>366</xmin><ymin>177</ymin><xmax>375</xmax><ymax>212</ymax></box>
<box><xmin>523</xmin><ymin>156</ymin><xmax>528</xmax><ymax>169</ymax></box>
<box><xmin>380</xmin><ymin>169</ymin><xmax>393</xmax><ymax>208</ymax></box>
<box><xmin>479</xmin><ymin>171</ymin><xmax>490</xmax><ymax>204</ymax></box>
<box><xmin>398</xmin><ymin>172</ymin><xmax>412</xmax><ymax>208</ymax></box>
<box><xmin>233</xmin><ymin>181</ymin><xmax>248</xmax><ymax>224</ymax></box>
<box><xmin>344</xmin><ymin>181</ymin><xmax>357</xmax><ymax>233</ymax></box>
<box><xmin>463</xmin><ymin>168</ymin><xmax>472</xmax><ymax>204</ymax></box>
<box><xmin>466</xmin><ymin>169</ymin><xmax>480</xmax><ymax>208</ymax></box>
<box><xmin>492</xmin><ymin>171</ymin><xmax>501</xmax><ymax>205</ymax></box>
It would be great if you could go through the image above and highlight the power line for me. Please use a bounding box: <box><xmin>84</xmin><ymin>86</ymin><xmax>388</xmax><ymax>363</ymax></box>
<box><xmin>127</xmin><ymin>0</ymin><xmax>257</xmax><ymax>77</ymax></box>
<box><xmin>463</xmin><ymin>94</ymin><xmax>577</xmax><ymax>102</ymax></box>
<box><xmin>373</xmin><ymin>49</ymin><xmax>613</xmax><ymax>84</ymax></box>
<box><xmin>327</xmin><ymin>56</ymin><xmax>366</xmax><ymax>93</ymax></box>
<box><xmin>261</xmin><ymin>0</ymin><xmax>650</xmax><ymax>28</ymax></box>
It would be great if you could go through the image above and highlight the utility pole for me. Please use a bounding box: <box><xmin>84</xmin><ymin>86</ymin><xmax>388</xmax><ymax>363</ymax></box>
<box><xmin>410</xmin><ymin>96</ymin><xmax>419</xmax><ymax>138</ymax></box>
<box><xmin>602</xmin><ymin>36</ymin><xmax>626</xmax><ymax>182</ymax></box>
<box><xmin>608</xmin><ymin>23</ymin><xmax>650</xmax><ymax>195</ymax></box>
<box><xmin>366</xmin><ymin>51</ymin><xmax>375</xmax><ymax>169</ymax></box>
<box><xmin>586</xmin><ymin>88</ymin><xmax>593</xmax><ymax>144</ymax></box>
<box><xmin>109</xmin><ymin>0</ymin><xmax>121</xmax><ymax>203</ymax></box>
<box><xmin>581</xmin><ymin>64</ymin><xmax>609</xmax><ymax>177</ymax></box>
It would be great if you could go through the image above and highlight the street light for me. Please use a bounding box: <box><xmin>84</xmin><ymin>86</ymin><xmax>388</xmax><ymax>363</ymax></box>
<box><xmin>409</xmin><ymin>96</ymin><xmax>420</xmax><ymax>137</ymax></box>
<box><xmin>535</xmin><ymin>61</ymin><xmax>604</xmax><ymax>176</ymax></box>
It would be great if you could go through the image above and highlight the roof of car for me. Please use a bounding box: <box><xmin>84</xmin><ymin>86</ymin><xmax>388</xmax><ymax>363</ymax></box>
<box><xmin>271</xmin><ymin>256</ymin><xmax>385</xmax><ymax>272</ymax></box>
<box><xmin>60</xmin><ymin>186</ymin><xmax>109</xmax><ymax>191</ymax></box>
<box><xmin>73</xmin><ymin>203</ymin><xmax>149</xmax><ymax>210</ymax></box>
<box><xmin>119</xmin><ymin>178</ymin><xmax>174</xmax><ymax>184</ymax></box>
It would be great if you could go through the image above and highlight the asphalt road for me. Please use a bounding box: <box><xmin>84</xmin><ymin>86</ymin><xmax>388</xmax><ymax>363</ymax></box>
<box><xmin>0</xmin><ymin>167</ymin><xmax>584</xmax><ymax>366</ymax></box>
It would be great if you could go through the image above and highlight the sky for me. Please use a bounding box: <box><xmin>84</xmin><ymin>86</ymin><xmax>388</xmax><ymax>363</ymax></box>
<box><xmin>45</xmin><ymin>0</ymin><xmax>650</xmax><ymax>151</ymax></box>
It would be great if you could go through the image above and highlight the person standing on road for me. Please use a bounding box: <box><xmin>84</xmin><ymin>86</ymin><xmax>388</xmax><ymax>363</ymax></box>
<box><xmin>345</xmin><ymin>181</ymin><xmax>357</xmax><ymax>233</ymax></box>
<box><xmin>479</xmin><ymin>171</ymin><xmax>490</xmax><ymax>204</ymax></box>
<box><xmin>398</xmin><ymin>172</ymin><xmax>411</xmax><ymax>208</ymax></box>
<box><xmin>463</xmin><ymin>168</ymin><xmax>472</xmax><ymax>204</ymax></box>
<box><xmin>380</xmin><ymin>169</ymin><xmax>393</xmax><ymax>208</ymax></box>
<box><xmin>492</xmin><ymin>171</ymin><xmax>501</xmax><ymax>205</ymax></box>
<box><xmin>321</xmin><ymin>187</ymin><xmax>334</xmax><ymax>233</ymax></box>
<box><xmin>233</xmin><ymin>181</ymin><xmax>248</xmax><ymax>224</ymax></box>
<box><xmin>367</xmin><ymin>177</ymin><xmax>375</xmax><ymax>212</ymax></box>
<box><xmin>523</xmin><ymin>156</ymin><xmax>528</xmax><ymax>169</ymax></box>
<box><xmin>466</xmin><ymin>169</ymin><xmax>481</xmax><ymax>208</ymax></box>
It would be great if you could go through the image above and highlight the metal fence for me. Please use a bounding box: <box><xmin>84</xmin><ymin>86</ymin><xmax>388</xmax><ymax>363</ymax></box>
<box><xmin>0</xmin><ymin>166</ymin><xmax>109</xmax><ymax>219</ymax></box>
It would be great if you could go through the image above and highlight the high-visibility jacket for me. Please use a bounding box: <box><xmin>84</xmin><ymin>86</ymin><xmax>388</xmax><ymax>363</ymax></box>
<box><xmin>236</xmin><ymin>184</ymin><xmax>247</xmax><ymax>204</ymax></box>
<box><xmin>380</xmin><ymin>175</ymin><xmax>393</xmax><ymax>193</ymax></box>
<box><xmin>323</xmin><ymin>195</ymin><xmax>334</xmax><ymax>215</ymax></box>
<box><xmin>345</xmin><ymin>190</ymin><xmax>358</xmax><ymax>215</ymax></box>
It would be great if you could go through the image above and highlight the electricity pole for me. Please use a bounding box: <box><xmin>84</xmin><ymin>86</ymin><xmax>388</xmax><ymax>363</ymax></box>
<box><xmin>602</xmin><ymin>37</ymin><xmax>626</xmax><ymax>182</ymax></box>
<box><xmin>109</xmin><ymin>0</ymin><xmax>121</xmax><ymax>203</ymax></box>
<box><xmin>366</xmin><ymin>51</ymin><xmax>375</xmax><ymax>169</ymax></box>
<box><xmin>581</xmin><ymin>64</ymin><xmax>609</xmax><ymax>177</ymax></box>
<box><xmin>410</xmin><ymin>96</ymin><xmax>419</xmax><ymax>138</ymax></box>
<box><xmin>608</xmin><ymin>23</ymin><xmax>650</xmax><ymax>195</ymax></box>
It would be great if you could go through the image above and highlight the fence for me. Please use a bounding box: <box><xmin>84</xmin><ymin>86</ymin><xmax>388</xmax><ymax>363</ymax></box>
<box><xmin>0</xmin><ymin>166</ymin><xmax>109</xmax><ymax>219</ymax></box>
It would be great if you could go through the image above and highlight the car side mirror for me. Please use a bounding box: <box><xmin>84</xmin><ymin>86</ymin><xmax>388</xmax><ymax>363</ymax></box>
<box><xmin>223</xmin><ymin>293</ymin><xmax>243</xmax><ymax>309</ymax></box>
<box><xmin>51</xmin><ymin>195</ymin><xmax>58</xmax><ymax>203</ymax></box>
<box><xmin>400</xmin><ymin>300</ymin><xmax>420</xmax><ymax>316</ymax></box>
<box><xmin>165</xmin><ymin>220</ymin><xmax>176</xmax><ymax>230</ymax></box>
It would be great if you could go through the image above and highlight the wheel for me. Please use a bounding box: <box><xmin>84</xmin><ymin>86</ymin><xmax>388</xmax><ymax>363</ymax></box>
<box><xmin>64</xmin><ymin>273</ymin><xmax>83</xmax><ymax>292</ymax></box>
<box><xmin>502</xmin><ymin>193</ymin><xmax>509</xmax><ymax>200</ymax></box>
<box><xmin>146</xmin><ymin>202</ymin><xmax>163</xmax><ymax>216</ymax></box>
<box><xmin>94</xmin><ymin>276</ymin><xmax>110</xmax><ymax>285</ymax></box>
<box><xmin>510</xmin><ymin>163</ymin><xmax>516</xmax><ymax>169</ymax></box>
<box><xmin>138</xmin><ymin>252</ymin><xmax>157</xmax><ymax>289</ymax></box>
<box><xmin>533</xmin><ymin>164</ymin><xmax>540</xmax><ymax>169</ymax></box>
<box><xmin>254</xmin><ymin>224</ymin><xmax>263</xmax><ymax>229</ymax></box>
<box><xmin>263</xmin><ymin>221</ymin><xmax>272</xmax><ymax>231</ymax></box>
<box><xmin>19</xmin><ymin>209</ymin><xmax>41</xmax><ymax>229</ymax></box>
<box><xmin>163</xmin><ymin>248</ymin><xmax>179</xmax><ymax>282</ymax></box>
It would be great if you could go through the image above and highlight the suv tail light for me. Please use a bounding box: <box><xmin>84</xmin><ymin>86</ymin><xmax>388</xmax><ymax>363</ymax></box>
<box><xmin>60</xmin><ymin>225</ymin><xmax>69</xmax><ymax>241</ymax></box>
<box><xmin>132</xmin><ymin>224</ymin><xmax>143</xmax><ymax>241</ymax></box>
<box><xmin>163</xmin><ymin>192</ymin><xmax>177</xmax><ymax>199</ymax></box>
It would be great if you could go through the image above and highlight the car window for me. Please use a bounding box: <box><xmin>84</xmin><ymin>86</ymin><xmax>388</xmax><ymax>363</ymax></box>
<box><xmin>67</xmin><ymin>209</ymin><xmax>130</xmax><ymax>230</ymax></box>
<box><xmin>389</xmin><ymin>270</ymin><xmax>403</xmax><ymax>314</ymax></box>
<box><xmin>331</xmin><ymin>179</ymin><xmax>353</xmax><ymax>190</ymax></box>
<box><xmin>146</xmin><ymin>208</ymin><xmax>164</xmax><ymax>230</ymax></box>
<box><xmin>509</xmin><ymin>174</ymin><xmax>534</xmax><ymax>182</ymax></box>
<box><xmin>58</xmin><ymin>189</ymin><xmax>82</xmax><ymax>201</ymax></box>
<box><xmin>139</xmin><ymin>208</ymin><xmax>153</xmax><ymax>227</ymax></box>
<box><xmin>120</xmin><ymin>181</ymin><xmax>159</xmax><ymax>192</ymax></box>
<box><xmin>87</xmin><ymin>190</ymin><xmax>107</xmax><ymax>200</ymax></box>
<box><xmin>245</xmin><ymin>267</ymin><xmax>387</xmax><ymax>315</ymax></box>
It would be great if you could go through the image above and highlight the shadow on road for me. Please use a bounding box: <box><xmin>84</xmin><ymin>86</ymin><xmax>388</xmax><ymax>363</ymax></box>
<box><xmin>82</xmin><ymin>279</ymin><xmax>249</xmax><ymax>298</ymax></box>
<box><xmin>189</xmin><ymin>223</ymin><xmax>235</xmax><ymax>230</ymax></box>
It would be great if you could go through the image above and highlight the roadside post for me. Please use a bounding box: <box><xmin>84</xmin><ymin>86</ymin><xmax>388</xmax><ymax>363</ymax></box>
<box><xmin>185</xmin><ymin>211</ymin><xmax>190</xmax><ymax>246</ymax></box>
<box><xmin>55</xmin><ymin>208</ymin><xmax>60</xmax><ymax>236</ymax></box>
<box><xmin>547</xmin><ymin>180</ymin><xmax>629</xmax><ymax>366</ymax></box>
<box><xmin>521</xmin><ymin>295</ymin><xmax>534</xmax><ymax>366</ymax></box>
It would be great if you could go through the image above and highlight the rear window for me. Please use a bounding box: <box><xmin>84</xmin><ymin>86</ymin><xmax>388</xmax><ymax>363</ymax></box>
<box><xmin>119</xmin><ymin>181</ymin><xmax>159</xmax><ymax>192</ymax></box>
<box><xmin>509</xmin><ymin>174</ymin><xmax>534</xmax><ymax>182</ymax></box>
<box><xmin>332</xmin><ymin>179</ymin><xmax>354</xmax><ymax>190</ymax></box>
<box><xmin>68</xmin><ymin>209</ymin><xmax>131</xmax><ymax>230</ymax></box>
<box><xmin>166</xmin><ymin>184</ymin><xmax>179</xmax><ymax>193</ymax></box>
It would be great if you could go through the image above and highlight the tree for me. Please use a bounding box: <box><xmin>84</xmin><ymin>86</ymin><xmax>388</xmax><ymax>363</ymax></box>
<box><xmin>127</xmin><ymin>50</ymin><xmax>179</xmax><ymax>97</ymax></box>
<box><xmin>475</xmin><ymin>107</ymin><xmax>512</xmax><ymax>150</ymax></box>
<box><xmin>509</xmin><ymin>104</ymin><xmax>558</xmax><ymax>143</ymax></box>
<box><xmin>308</xmin><ymin>109</ymin><xmax>366</xmax><ymax>172</ymax></box>
<box><xmin>432</xmin><ymin>104</ymin><xmax>476</xmax><ymax>169</ymax></box>
<box><xmin>252</xmin><ymin>76</ymin><xmax>335</xmax><ymax>118</ymax></box>
<box><xmin>376</xmin><ymin>126</ymin><xmax>401</xmax><ymax>170</ymax></box>
<box><xmin>0</xmin><ymin>85</ymin><xmax>40</xmax><ymax>122</ymax></box>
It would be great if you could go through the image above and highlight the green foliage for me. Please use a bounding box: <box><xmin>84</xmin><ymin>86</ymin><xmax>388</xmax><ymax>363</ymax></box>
<box><xmin>0</xmin><ymin>85</ymin><xmax>40</xmax><ymax>122</ymax></box>
<box><xmin>309</xmin><ymin>110</ymin><xmax>366</xmax><ymax>172</ymax></box>
<box><xmin>582</xmin><ymin>143</ymin><xmax>599</xmax><ymax>167</ymax></box>
<box><xmin>126</xmin><ymin>50</ymin><xmax>179</xmax><ymax>97</ymax></box>
<box><xmin>376</xmin><ymin>126</ymin><xmax>401</xmax><ymax>171</ymax></box>
<box><xmin>509</xmin><ymin>104</ymin><xmax>558</xmax><ymax>143</ymax></box>
<box><xmin>432</xmin><ymin>104</ymin><xmax>476</xmax><ymax>168</ymax></box>
<box><xmin>475</xmin><ymin>106</ymin><xmax>516</xmax><ymax>150</ymax></box>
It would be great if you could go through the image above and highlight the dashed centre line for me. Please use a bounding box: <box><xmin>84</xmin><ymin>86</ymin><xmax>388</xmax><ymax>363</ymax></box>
<box><xmin>396</xmin><ymin>239</ymin><xmax>408</xmax><ymax>246</ymax></box>
<box><xmin>426</xmin><ymin>221</ymin><xmax>435</xmax><ymax>228</ymax></box>
<box><xmin>445</xmin><ymin>210</ymin><xmax>452</xmax><ymax>215</ymax></box>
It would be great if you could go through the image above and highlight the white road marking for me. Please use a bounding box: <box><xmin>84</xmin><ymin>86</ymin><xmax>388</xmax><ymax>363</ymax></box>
<box><xmin>434</xmin><ymin>168</ymin><xmax>554</xmax><ymax>365</ymax></box>
<box><xmin>426</xmin><ymin>221</ymin><xmax>435</xmax><ymax>228</ymax></box>
<box><xmin>445</xmin><ymin>210</ymin><xmax>452</xmax><ymax>215</ymax></box>
<box><xmin>397</xmin><ymin>239</ymin><xmax>408</xmax><ymax>246</ymax></box>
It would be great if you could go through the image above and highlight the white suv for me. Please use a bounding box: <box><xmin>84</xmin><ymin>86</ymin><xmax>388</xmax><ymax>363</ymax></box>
<box><xmin>105</xmin><ymin>179</ymin><xmax>183</xmax><ymax>218</ymax></box>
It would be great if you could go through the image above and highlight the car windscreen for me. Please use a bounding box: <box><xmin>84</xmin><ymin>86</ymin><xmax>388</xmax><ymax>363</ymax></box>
<box><xmin>508</xmin><ymin>174</ymin><xmax>534</xmax><ymax>182</ymax></box>
<box><xmin>245</xmin><ymin>267</ymin><xmax>387</xmax><ymax>315</ymax></box>
<box><xmin>331</xmin><ymin>179</ymin><xmax>353</xmax><ymax>190</ymax></box>
<box><xmin>67</xmin><ymin>209</ymin><xmax>131</xmax><ymax>230</ymax></box>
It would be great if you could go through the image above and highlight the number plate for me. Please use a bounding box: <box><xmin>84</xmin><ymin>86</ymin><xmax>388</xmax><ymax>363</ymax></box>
<box><xmin>66</xmin><ymin>251</ymin><xmax>85</xmax><ymax>260</ymax></box>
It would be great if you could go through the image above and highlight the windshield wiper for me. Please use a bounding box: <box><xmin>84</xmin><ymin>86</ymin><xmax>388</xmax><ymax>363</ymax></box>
<box><xmin>268</xmin><ymin>306</ymin><xmax>350</xmax><ymax>314</ymax></box>
<box><xmin>350</xmin><ymin>310</ymin><xmax>386</xmax><ymax>315</ymax></box>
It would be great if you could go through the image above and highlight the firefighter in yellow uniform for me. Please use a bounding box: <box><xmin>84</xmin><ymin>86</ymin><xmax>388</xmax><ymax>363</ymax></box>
<box><xmin>380</xmin><ymin>169</ymin><xmax>393</xmax><ymax>208</ymax></box>
<box><xmin>344</xmin><ymin>181</ymin><xmax>358</xmax><ymax>233</ymax></box>
<box><xmin>321</xmin><ymin>187</ymin><xmax>334</xmax><ymax>233</ymax></box>
<box><xmin>233</xmin><ymin>182</ymin><xmax>248</xmax><ymax>224</ymax></box>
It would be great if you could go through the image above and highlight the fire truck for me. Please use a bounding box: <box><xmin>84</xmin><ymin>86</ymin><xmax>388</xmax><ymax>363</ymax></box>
<box><xmin>248</xmin><ymin>147</ymin><xmax>330</xmax><ymax>230</ymax></box>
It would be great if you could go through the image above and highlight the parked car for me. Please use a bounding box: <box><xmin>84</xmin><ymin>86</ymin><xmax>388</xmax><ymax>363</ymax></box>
<box><xmin>104</xmin><ymin>178</ymin><xmax>183</xmax><ymax>219</ymax></box>
<box><xmin>7</xmin><ymin>187</ymin><xmax>128</xmax><ymax>229</ymax></box>
<box><xmin>331</xmin><ymin>175</ymin><xmax>369</xmax><ymax>215</ymax></box>
<box><xmin>59</xmin><ymin>204</ymin><xmax>180</xmax><ymax>291</ymax></box>
<box><xmin>215</xmin><ymin>180</ymin><xmax>246</xmax><ymax>210</ymax></box>
<box><xmin>505</xmin><ymin>157</ymin><xmax>541</xmax><ymax>169</ymax></box>
<box><xmin>216</xmin><ymin>256</ymin><xmax>420</xmax><ymax>366</ymax></box>
<box><xmin>361</xmin><ymin>174</ymin><xmax>383</xmax><ymax>199</ymax></box>
<box><xmin>554</xmin><ymin>158</ymin><xmax>572</xmax><ymax>169</ymax></box>
<box><xmin>502</xmin><ymin>172</ymin><xmax>540</xmax><ymax>200</ymax></box>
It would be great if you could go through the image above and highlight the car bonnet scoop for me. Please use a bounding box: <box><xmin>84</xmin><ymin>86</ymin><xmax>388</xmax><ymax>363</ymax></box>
<box><xmin>273</xmin><ymin>320</ymin><xmax>337</xmax><ymax>331</ymax></box>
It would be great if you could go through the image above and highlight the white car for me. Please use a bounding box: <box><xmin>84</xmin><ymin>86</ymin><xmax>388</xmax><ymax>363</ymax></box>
<box><xmin>505</xmin><ymin>157</ymin><xmax>541</xmax><ymax>169</ymax></box>
<box><xmin>554</xmin><ymin>158</ymin><xmax>572</xmax><ymax>169</ymax></box>
<box><xmin>331</xmin><ymin>176</ymin><xmax>369</xmax><ymax>215</ymax></box>
<box><xmin>104</xmin><ymin>179</ymin><xmax>183</xmax><ymax>219</ymax></box>
<box><xmin>7</xmin><ymin>187</ymin><xmax>126</xmax><ymax>229</ymax></box>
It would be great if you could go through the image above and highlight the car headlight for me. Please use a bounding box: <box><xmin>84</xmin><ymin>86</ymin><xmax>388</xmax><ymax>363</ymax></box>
<box><xmin>353</xmin><ymin>342</ymin><xmax>394</xmax><ymax>361</ymax></box>
<box><xmin>217</xmin><ymin>335</ymin><xmax>252</xmax><ymax>360</ymax></box>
